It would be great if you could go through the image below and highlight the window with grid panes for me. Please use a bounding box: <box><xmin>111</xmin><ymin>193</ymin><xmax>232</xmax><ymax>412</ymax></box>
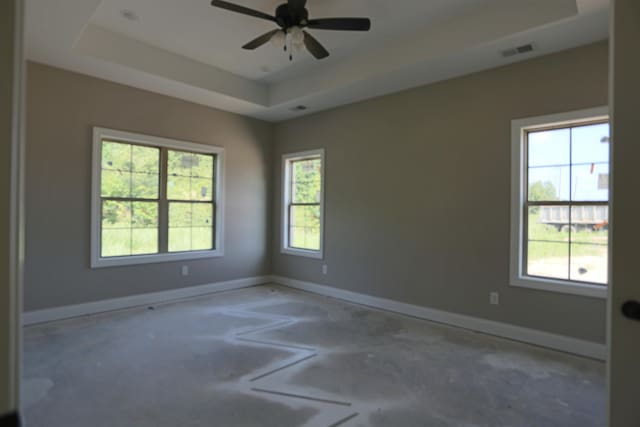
<box><xmin>281</xmin><ymin>149</ymin><xmax>324</xmax><ymax>258</ymax></box>
<box><xmin>510</xmin><ymin>108</ymin><xmax>610</xmax><ymax>298</ymax></box>
<box><xmin>92</xmin><ymin>128</ymin><xmax>224</xmax><ymax>267</ymax></box>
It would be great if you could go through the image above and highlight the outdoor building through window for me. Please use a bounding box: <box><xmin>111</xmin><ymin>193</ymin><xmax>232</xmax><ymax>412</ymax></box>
<box><xmin>510</xmin><ymin>108</ymin><xmax>610</xmax><ymax>298</ymax></box>
<box><xmin>282</xmin><ymin>149</ymin><xmax>324</xmax><ymax>258</ymax></box>
<box><xmin>91</xmin><ymin>128</ymin><xmax>224</xmax><ymax>267</ymax></box>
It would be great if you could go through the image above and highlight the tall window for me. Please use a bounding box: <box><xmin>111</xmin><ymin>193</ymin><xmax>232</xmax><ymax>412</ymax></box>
<box><xmin>281</xmin><ymin>149</ymin><xmax>324</xmax><ymax>258</ymax></box>
<box><xmin>511</xmin><ymin>108</ymin><xmax>609</xmax><ymax>297</ymax></box>
<box><xmin>91</xmin><ymin>128</ymin><xmax>224</xmax><ymax>267</ymax></box>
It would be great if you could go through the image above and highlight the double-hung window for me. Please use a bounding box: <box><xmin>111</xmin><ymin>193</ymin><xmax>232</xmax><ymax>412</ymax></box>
<box><xmin>91</xmin><ymin>127</ymin><xmax>224</xmax><ymax>267</ymax></box>
<box><xmin>281</xmin><ymin>149</ymin><xmax>325</xmax><ymax>258</ymax></box>
<box><xmin>510</xmin><ymin>107</ymin><xmax>610</xmax><ymax>298</ymax></box>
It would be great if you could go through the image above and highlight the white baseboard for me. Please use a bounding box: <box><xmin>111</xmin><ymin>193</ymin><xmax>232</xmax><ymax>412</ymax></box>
<box><xmin>24</xmin><ymin>274</ymin><xmax>607</xmax><ymax>360</ymax></box>
<box><xmin>271</xmin><ymin>275</ymin><xmax>607</xmax><ymax>361</ymax></box>
<box><xmin>23</xmin><ymin>276</ymin><xmax>270</xmax><ymax>326</ymax></box>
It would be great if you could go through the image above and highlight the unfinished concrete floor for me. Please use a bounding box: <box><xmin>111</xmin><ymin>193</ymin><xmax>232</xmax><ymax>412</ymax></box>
<box><xmin>22</xmin><ymin>285</ymin><xmax>605</xmax><ymax>426</ymax></box>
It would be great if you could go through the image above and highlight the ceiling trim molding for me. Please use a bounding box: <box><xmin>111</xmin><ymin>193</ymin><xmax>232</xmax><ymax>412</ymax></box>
<box><xmin>74</xmin><ymin>24</ymin><xmax>269</xmax><ymax>107</ymax></box>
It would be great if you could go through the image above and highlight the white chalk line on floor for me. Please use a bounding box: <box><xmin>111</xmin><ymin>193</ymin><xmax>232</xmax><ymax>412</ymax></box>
<box><xmin>216</xmin><ymin>301</ymin><xmax>362</xmax><ymax>427</ymax></box>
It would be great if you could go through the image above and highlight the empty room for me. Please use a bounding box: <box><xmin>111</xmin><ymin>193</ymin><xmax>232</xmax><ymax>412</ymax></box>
<box><xmin>1</xmin><ymin>0</ymin><xmax>639</xmax><ymax>426</ymax></box>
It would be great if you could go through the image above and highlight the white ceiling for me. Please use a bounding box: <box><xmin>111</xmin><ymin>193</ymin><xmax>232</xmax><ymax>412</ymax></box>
<box><xmin>26</xmin><ymin>0</ymin><xmax>609</xmax><ymax>122</ymax></box>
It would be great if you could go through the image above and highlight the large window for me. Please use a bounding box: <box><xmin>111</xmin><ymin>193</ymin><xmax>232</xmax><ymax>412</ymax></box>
<box><xmin>510</xmin><ymin>107</ymin><xmax>610</xmax><ymax>298</ymax></box>
<box><xmin>281</xmin><ymin>149</ymin><xmax>324</xmax><ymax>258</ymax></box>
<box><xmin>91</xmin><ymin>128</ymin><xmax>224</xmax><ymax>267</ymax></box>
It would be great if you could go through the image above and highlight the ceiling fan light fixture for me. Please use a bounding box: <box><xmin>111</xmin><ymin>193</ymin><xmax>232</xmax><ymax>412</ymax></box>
<box><xmin>270</xmin><ymin>30</ymin><xmax>286</xmax><ymax>47</ymax></box>
<box><xmin>211</xmin><ymin>0</ymin><xmax>371</xmax><ymax>60</ymax></box>
<box><xmin>289</xmin><ymin>26</ymin><xmax>305</xmax><ymax>44</ymax></box>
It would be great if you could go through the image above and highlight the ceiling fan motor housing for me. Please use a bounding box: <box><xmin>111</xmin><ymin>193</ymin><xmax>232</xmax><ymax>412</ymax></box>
<box><xmin>275</xmin><ymin>3</ymin><xmax>309</xmax><ymax>29</ymax></box>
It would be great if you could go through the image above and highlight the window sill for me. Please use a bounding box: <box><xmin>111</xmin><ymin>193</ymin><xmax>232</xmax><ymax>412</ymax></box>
<box><xmin>510</xmin><ymin>276</ymin><xmax>607</xmax><ymax>299</ymax></box>
<box><xmin>91</xmin><ymin>249</ymin><xmax>224</xmax><ymax>268</ymax></box>
<box><xmin>281</xmin><ymin>247</ymin><xmax>323</xmax><ymax>260</ymax></box>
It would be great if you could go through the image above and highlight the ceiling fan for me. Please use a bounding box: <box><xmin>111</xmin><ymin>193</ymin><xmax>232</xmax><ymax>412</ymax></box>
<box><xmin>210</xmin><ymin>0</ymin><xmax>371</xmax><ymax>60</ymax></box>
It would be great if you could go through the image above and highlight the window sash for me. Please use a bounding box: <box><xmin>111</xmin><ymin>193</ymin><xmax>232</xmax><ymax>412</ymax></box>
<box><xmin>99</xmin><ymin>144</ymin><xmax>217</xmax><ymax>259</ymax></box>
<box><xmin>522</xmin><ymin>121</ymin><xmax>609</xmax><ymax>286</ymax></box>
<box><xmin>287</xmin><ymin>202</ymin><xmax>321</xmax><ymax>250</ymax></box>
<box><xmin>281</xmin><ymin>150</ymin><xmax>324</xmax><ymax>258</ymax></box>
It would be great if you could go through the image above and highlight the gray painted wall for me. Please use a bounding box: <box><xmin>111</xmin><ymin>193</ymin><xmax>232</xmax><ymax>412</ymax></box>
<box><xmin>272</xmin><ymin>42</ymin><xmax>609</xmax><ymax>344</ymax></box>
<box><xmin>25</xmin><ymin>42</ymin><xmax>610</xmax><ymax>345</ymax></box>
<box><xmin>24</xmin><ymin>63</ymin><xmax>273</xmax><ymax>311</ymax></box>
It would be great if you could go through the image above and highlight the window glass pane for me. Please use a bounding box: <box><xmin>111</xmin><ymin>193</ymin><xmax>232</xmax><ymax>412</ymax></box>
<box><xmin>571</xmin><ymin>163</ymin><xmax>609</xmax><ymax>201</ymax></box>
<box><xmin>131</xmin><ymin>229</ymin><xmax>158</xmax><ymax>255</ymax></box>
<box><xmin>528</xmin><ymin>166</ymin><xmax>570</xmax><ymax>201</ymax></box>
<box><xmin>192</xmin><ymin>227</ymin><xmax>213</xmax><ymax>251</ymax></box>
<box><xmin>167</xmin><ymin>176</ymin><xmax>191</xmax><ymax>200</ymax></box>
<box><xmin>168</xmin><ymin>228</ymin><xmax>191</xmax><ymax>252</ymax></box>
<box><xmin>101</xmin><ymin>139</ymin><xmax>159</xmax><ymax>198</ymax></box>
<box><xmin>132</xmin><ymin>202</ymin><xmax>158</xmax><ymax>228</ymax></box>
<box><xmin>101</xmin><ymin>229</ymin><xmax>131</xmax><ymax>257</ymax></box>
<box><xmin>192</xmin><ymin>177</ymin><xmax>213</xmax><ymax>201</ymax></box>
<box><xmin>527</xmin><ymin>206</ymin><xmax>570</xmax><ymax>242</ymax></box>
<box><xmin>168</xmin><ymin>202</ymin><xmax>215</xmax><ymax>252</ymax></box>
<box><xmin>570</xmin><ymin>243</ymin><xmax>608</xmax><ymax>284</ymax></box>
<box><xmin>102</xmin><ymin>141</ymin><xmax>132</xmax><ymax>172</ymax></box>
<box><xmin>169</xmin><ymin>202</ymin><xmax>191</xmax><ymax>227</ymax></box>
<box><xmin>570</xmin><ymin>205</ymin><xmax>609</xmax><ymax>243</ymax></box>
<box><xmin>132</xmin><ymin>172</ymin><xmax>159</xmax><ymax>199</ymax></box>
<box><xmin>571</xmin><ymin>123</ymin><xmax>609</xmax><ymax>165</ymax></box>
<box><xmin>527</xmin><ymin>241</ymin><xmax>569</xmax><ymax>280</ymax></box>
<box><xmin>102</xmin><ymin>200</ymin><xmax>132</xmax><ymax>229</ymax></box>
<box><xmin>101</xmin><ymin>169</ymin><xmax>131</xmax><ymax>198</ymax></box>
<box><xmin>192</xmin><ymin>154</ymin><xmax>214</xmax><ymax>178</ymax></box>
<box><xmin>568</xmin><ymin>205</ymin><xmax>608</xmax><ymax>285</ymax></box>
<box><xmin>101</xmin><ymin>201</ymin><xmax>158</xmax><ymax>257</ymax></box>
<box><xmin>290</xmin><ymin>205</ymin><xmax>320</xmax><ymax>250</ymax></box>
<box><xmin>168</xmin><ymin>150</ymin><xmax>192</xmax><ymax>177</ymax></box>
<box><xmin>292</xmin><ymin>158</ymin><xmax>322</xmax><ymax>204</ymax></box>
<box><xmin>131</xmin><ymin>145</ymin><xmax>159</xmax><ymax>173</ymax></box>
<box><xmin>167</xmin><ymin>150</ymin><xmax>214</xmax><ymax>201</ymax></box>
<box><xmin>192</xmin><ymin>204</ymin><xmax>213</xmax><ymax>227</ymax></box>
<box><xmin>528</xmin><ymin>128</ymin><xmax>570</xmax><ymax>167</ymax></box>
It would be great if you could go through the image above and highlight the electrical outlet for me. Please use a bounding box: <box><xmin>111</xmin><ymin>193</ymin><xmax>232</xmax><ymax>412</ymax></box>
<box><xmin>322</xmin><ymin>264</ymin><xmax>328</xmax><ymax>275</ymax></box>
<box><xmin>181</xmin><ymin>265</ymin><xmax>189</xmax><ymax>276</ymax></box>
<box><xmin>490</xmin><ymin>292</ymin><xmax>499</xmax><ymax>305</ymax></box>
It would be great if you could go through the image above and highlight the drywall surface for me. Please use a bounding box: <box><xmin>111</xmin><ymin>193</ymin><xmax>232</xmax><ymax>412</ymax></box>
<box><xmin>24</xmin><ymin>62</ymin><xmax>273</xmax><ymax>311</ymax></box>
<box><xmin>273</xmin><ymin>42</ymin><xmax>609</xmax><ymax>344</ymax></box>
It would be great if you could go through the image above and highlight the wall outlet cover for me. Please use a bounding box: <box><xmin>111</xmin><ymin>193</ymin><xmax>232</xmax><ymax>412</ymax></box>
<box><xmin>490</xmin><ymin>292</ymin><xmax>499</xmax><ymax>305</ymax></box>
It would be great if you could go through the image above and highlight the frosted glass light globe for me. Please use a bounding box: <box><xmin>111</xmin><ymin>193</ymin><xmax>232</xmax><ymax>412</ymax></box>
<box><xmin>270</xmin><ymin>30</ymin><xmax>286</xmax><ymax>47</ymax></box>
<box><xmin>289</xmin><ymin>26</ymin><xmax>305</xmax><ymax>44</ymax></box>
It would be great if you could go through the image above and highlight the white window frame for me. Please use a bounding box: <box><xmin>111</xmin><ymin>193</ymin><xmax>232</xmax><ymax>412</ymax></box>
<box><xmin>510</xmin><ymin>107</ymin><xmax>609</xmax><ymax>298</ymax></box>
<box><xmin>281</xmin><ymin>149</ymin><xmax>325</xmax><ymax>259</ymax></box>
<box><xmin>91</xmin><ymin>127</ymin><xmax>225</xmax><ymax>268</ymax></box>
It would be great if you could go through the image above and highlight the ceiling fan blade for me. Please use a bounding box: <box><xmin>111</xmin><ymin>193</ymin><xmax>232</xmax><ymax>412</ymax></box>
<box><xmin>307</xmin><ymin>18</ymin><xmax>371</xmax><ymax>31</ymax></box>
<box><xmin>303</xmin><ymin>31</ymin><xmax>329</xmax><ymax>59</ymax></box>
<box><xmin>210</xmin><ymin>0</ymin><xmax>276</xmax><ymax>23</ymax></box>
<box><xmin>242</xmin><ymin>29</ymin><xmax>280</xmax><ymax>50</ymax></box>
